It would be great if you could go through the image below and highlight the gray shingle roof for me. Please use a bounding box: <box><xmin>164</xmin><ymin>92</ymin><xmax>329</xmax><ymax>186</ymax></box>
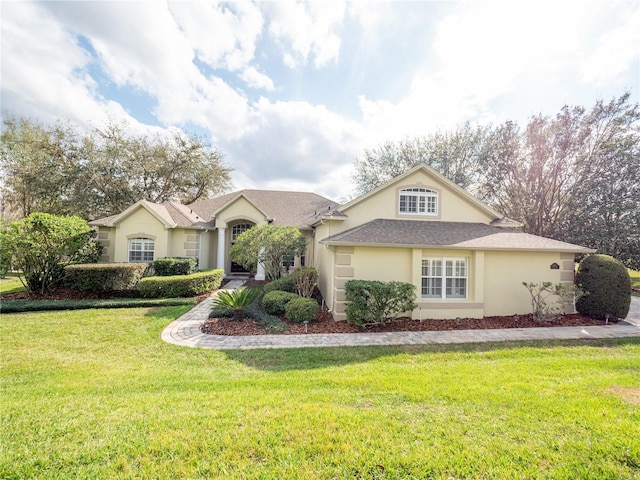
<box><xmin>89</xmin><ymin>191</ymin><xmax>338</xmax><ymax>230</ymax></box>
<box><xmin>321</xmin><ymin>219</ymin><xmax>594</xmax><ymax>252</ymax></box>
<box><xmin>189</xmin><ymin>190</ymin><xmax>338</xmax><ymax>229</ymax></box>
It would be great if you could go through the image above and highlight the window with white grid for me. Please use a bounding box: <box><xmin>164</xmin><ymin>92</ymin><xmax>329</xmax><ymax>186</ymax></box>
<box><xmin>128</xmin><ymin>238</ymin><xmax>154</xmax><ymax>262</ymax></box>
<box><xmin>422</xmin><ymin>258</ymin><xmax>467</xmax><ymax>299</ymax></box>
<box><xmin>399</xmin><ymin>188</ymin><xmax>438</xmax><ymax>215</ymax></box>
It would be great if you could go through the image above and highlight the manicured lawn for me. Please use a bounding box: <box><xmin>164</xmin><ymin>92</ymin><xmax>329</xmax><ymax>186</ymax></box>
<box><xmin>1</xmin><ymin>307</ymin><xmax>639</xmax><ymax>479</ymax></box>
<box><xmin>0</xmin><ymin>275</ymin><xmax>25</xmax><ymax>295</ymax></box>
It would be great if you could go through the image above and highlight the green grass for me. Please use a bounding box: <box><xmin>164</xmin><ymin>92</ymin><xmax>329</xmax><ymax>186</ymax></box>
<box><xmin>0</xmin><ymin>276</ymin><xmax>25</xmax><ymax>295</ymax></box>
<box><xmin>1</xmin><ymin>308</ymin><xmax>639</xmax><ymax>479</ymax></box>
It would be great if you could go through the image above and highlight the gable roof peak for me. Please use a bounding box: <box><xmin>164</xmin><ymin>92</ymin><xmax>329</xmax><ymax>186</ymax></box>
<box><xmin>339</xmin><ymin>163</ymin><xmax>504</xmax><ymax>221</ymax></box>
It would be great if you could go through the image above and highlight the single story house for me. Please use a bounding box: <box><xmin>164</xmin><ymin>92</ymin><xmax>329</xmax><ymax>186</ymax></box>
<box><xmin>90</xmin><ymin>164</ymin><xmax>594</xmax><ymax>320</ymax></box>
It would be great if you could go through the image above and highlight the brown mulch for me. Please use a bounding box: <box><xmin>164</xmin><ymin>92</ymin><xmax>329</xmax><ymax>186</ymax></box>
<box><xmin>201</xmin><ymin>305</ymin><xmax>609</xmax><ymax>336</ymax></box>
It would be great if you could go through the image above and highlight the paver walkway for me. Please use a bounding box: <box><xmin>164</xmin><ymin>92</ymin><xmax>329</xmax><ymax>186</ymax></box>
<box><xmin>161</xmin><ymin>286</ymin><xmax>640</xmax><ymax>350</ymax></box>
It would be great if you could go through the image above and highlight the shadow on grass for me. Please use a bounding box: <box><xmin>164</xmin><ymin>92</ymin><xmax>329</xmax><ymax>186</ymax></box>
<box><xmin>222</xmin><ymin>337</ymin><xmax>640</xmax><ymax>372</ymax></box>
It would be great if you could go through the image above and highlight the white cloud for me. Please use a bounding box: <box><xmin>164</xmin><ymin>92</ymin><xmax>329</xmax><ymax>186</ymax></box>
<box><xmin>169</xmin><ymin>1</ymin><xmax>264</xmax><ymax>72</ymax></box>
<box><xmin>356</xmin><ymin>1</ymin><xmax>637</xmax><ymax>140</ymax></box>
<box><xmin>0</xmin><ymin>2</ymin><xmax>137</xmax><ymax>129</ymax></box>
<box><xmin>222</xmin><ymin>97</ymin><xmax>365</xmax><ymax>199</ymax></box>
<box><xmin>580</xmin><ymin>5</ymin><xmax>640</xmax><ymax>86</ymax></box>
<box><xmin>264</xmin><ymin>1</ymin><xmax>346</xmax><ymax>68</ymax></box>
<box><xmin>239</xmin><ymin>66</ymin><xmax>275</xmax><ymax>91</ymax></box>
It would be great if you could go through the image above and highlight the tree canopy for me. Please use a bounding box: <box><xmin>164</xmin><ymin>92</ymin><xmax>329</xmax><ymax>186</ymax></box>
<box><xmin>0</xmin><ymin>213</ymin><xmax>102</xmax><ymax>294</ymax></box>
<box><xmin>352</xmin><ymin>94</ymin><xmax>640</xmax><ymax>268</ymax></box>
<box><xmin>0</xmin><ymin>117</ymin><xmax>233</xmax><ymax>220</ymax></box>
<box><xmin>229</xmin><ymin>225</ymin><xmax>307</xmax><ymax>281</ymax></box>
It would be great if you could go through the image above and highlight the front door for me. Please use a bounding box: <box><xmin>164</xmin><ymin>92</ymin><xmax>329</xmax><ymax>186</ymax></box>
<box><xmin>230</xmin><ymin>222</ymin><xmax>254</xmax><ymax>273</ymax></box>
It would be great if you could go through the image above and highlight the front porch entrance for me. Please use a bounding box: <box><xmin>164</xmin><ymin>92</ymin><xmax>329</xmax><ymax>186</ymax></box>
<box><xmin>229</xmin><ymin>222</ymin><xmax>254</xmax><ymax>274</ymax></box>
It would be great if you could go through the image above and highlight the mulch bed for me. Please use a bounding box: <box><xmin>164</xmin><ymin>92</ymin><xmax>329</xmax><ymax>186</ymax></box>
<box><xmin>201</xmin><ymin>305</ymin><xmax>608</xmax><ymax>336</ymax></box>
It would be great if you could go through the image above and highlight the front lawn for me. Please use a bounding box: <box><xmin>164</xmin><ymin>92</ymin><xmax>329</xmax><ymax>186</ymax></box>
<box><xmin>0</xmin><ymin>275</ymin><xmax>25</xmax><ymax>295</ymax></box>
<box><xmin>1</xmin><ymin>308</ymin><xmax>639</xmax><ymax>479</ymax></box>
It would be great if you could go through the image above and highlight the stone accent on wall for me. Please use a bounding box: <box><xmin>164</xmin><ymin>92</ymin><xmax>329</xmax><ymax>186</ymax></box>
<box><xmin>333</xmin><ymin>246</ymin><xmax>354</xmax><ymax>321</ymax></box>
<box><xmin>560</xmin><ymin>253</ymin><xmax>576</xmax><ymax>313</ymax></box>
<box><xmin>97</xmin><ymin>228</ymin><xmax>111</xmax><ymax>262</ymax></box>
<box><xmin>184</xmin><ymin>232</ymin><xmax>200</xmax><ymax>258</ymax></box>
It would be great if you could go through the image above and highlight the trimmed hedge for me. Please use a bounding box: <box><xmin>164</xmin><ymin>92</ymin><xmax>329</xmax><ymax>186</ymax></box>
<box><xmin>138</xmin><ymin>269</ymin><xmax>223</xmax><ymax>298</ymax></box>
<box><xmin>263</xmin><ymin>274</ymin><xmax>296</xmax><ymax>294</ymax></box>
<box><xmin>262</xmin><ymin>290</ymin><xmax>299</xmax><ymax>315</ymax></box>
<box><xmin>64</xmin><ymin>263</ymin><xmax>149</xmax><ymax>292</ymax></box>
<box><xmin>1</xmin><ymin>297</ymin><xmax>197</xmax><ymax>314</ymax></box>
<box><xmin>345</xmin><ymin>280</ymin><xmax>417</xmax><ymax>327</ymax></box>
<box><xmin>576</xmin><ymin>254</ymin><xmax>631</xmax><ymax>320</ymax></box>
<box><xmin>153</xmin><ymin>257</ymin><xmax>198</xmax><ymax>276</ymax></box>
<box><xmin>284</xmin><ymin>297</ymin><xmax>319</xmax><ymax>323</ymax></box>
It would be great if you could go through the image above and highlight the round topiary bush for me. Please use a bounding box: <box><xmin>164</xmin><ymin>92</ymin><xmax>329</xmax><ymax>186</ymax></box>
<box><xmin>575</xmin><ymin>254</ymin><xmax>631</xmax><ymax>320</ymax></box>
<box><xmin>284</xmin><ymin>297</ymin><xmax>320</xmax><ymax>323</ymax></box>
<box><xmin>263</xmin><ymin>274</ymin><xmax>296</xmax><ymax>294</ymax></box>
<box><xmin>261</xmin><ymin>290</ymin><xmax>299</xmax><ymax>315</ymax></box>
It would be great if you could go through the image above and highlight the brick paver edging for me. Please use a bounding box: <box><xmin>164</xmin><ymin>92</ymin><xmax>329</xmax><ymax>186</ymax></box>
<box><xmin>161</xmin><ymin>288</ymin><xmax>640</xmax><ymax>350</ymax></box>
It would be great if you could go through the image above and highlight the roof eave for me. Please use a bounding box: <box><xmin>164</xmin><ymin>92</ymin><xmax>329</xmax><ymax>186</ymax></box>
<box><xmin>320</xmin><ymin>240</ymin><xmax>595</xmax><ymax>253</ymax></box>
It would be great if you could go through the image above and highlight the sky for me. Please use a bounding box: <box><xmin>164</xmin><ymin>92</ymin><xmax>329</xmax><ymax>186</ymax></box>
<box><xmin>1</xmin><ymin>1</ymin><xmax>639</xmax><ymax>202</ymax></box>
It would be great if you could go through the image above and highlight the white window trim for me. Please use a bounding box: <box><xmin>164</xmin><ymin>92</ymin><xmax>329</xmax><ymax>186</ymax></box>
<box><xmin>231</xmin><ymin>223</ymin><xmax>253</xmax><ymax>242</ymax></box>
<box><xmin>422</xmin><ymin>257</ymin><xmax>468</xmax><ymax>300</ymax></box>
<box><xmin>399</xmin><ymin>188</ymin><xmax>438</xmax><ymax>216</ymax></box>
<box><xmin>128</xmin><ymin>238</ymin><xmax>155</xmax><ymax>263</ymax></box>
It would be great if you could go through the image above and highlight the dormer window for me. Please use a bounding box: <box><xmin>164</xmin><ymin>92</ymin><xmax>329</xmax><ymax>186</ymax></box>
<box><xmin>399</xmin><ymin>188</ymin><xmax>438</xmax><ymax>215</ymax></box>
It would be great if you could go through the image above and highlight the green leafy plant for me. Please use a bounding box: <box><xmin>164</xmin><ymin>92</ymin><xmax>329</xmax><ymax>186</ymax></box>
<box><xmin>0</xmin><ymin>213</ymin><xmax>102</xmax><ymax>294</ymax></box>
<box><xmin>522</xmin><ymin>282</ymin><xmax>583</xmax><ymax>322</ymax></box>
<box><xmin>291</xmin><ymin>267</ymin><xmax>318</xmax><ymax>298</ymax></box>
<box><xmin>261</xmin><ymin>290</ymin><xmax>299</xmax><ymax>315</ymax></box>
<box><xmin>212</xmin><ymin>287</ymin><xmax>263</xmax><ymax>321</ymax></box>
<box><xmin>153</xmin><ymin>257</ymin><xmax>198</xmax><ymax>276</ymax></box>
<box><xmin>229</xmin><ymin>224</ymin><xmax>306</xmax><ymax>281</ymax></box>
<box><xmin>138</xmin><ymin>269</ymin><xmax>223</xmax><ymax>298</ymax></box>
<box><xmin>64</xmin><ymin>263</ymin><xmax>150</xmax><ymax>292</ymax></box>
<box><xmin>263</xmin><ymin>274</ymin><xmax>296</xmax><ymax>294</ymax></box>
<box><xmin>345</xmin><ymin>280</ymin><xmax>417</xmax><ymax>327</ymax></box>
<box><xmin>575</xmin><ymin>254</ymin><xmax>631</xmax><ymax>320</ymax></box>
<box><xmin>284</xmin><ymin>297</ymin><xmax>320</xmax><ymax>324</ymax></box>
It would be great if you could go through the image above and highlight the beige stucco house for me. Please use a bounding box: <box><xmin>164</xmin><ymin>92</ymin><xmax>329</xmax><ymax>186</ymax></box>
<box><xmin>90</xmin><ymin>164</ymin><xmax>593</xmax><ymax>321</ymax></box>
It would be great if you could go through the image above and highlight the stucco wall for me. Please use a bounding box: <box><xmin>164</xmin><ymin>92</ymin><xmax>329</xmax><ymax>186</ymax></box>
<box><xmin>335</xmin><ymin>169</ymin><xmax>494</xmax><ymax>235</ymax></box>
<box><xmin>113</xmin><ymin>208</ymin><xmax>169</xmax><ymax>262</ymax></box>
<box><xmin>214</xmin><ymin>196</ymin><xmax>266</xmax><ymax>228</ymax></box>
<box><xmin>483</xmin><ymin>251</ymin><xmax>568</xmax><ymax>316</ymax></box>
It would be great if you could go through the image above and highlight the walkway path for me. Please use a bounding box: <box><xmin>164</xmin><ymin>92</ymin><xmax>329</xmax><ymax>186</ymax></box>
<box><xmin>161</xmin><ymin>287</ymin><xmax>640</xmax><ymax>350</ymax></box>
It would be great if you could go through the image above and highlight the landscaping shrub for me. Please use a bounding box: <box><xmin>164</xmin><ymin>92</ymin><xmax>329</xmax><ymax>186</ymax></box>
<box><xmin>576</xmin><ymin>254</ymin><xmax>631</xmax><ymax>320</ymax></box>
<box><xmin>263</xmin><ymin>274</ymin><xmax>296</xmax><ymax>294</ymax></box>
<box><xmin>1</xmin><ymin>297</ymin><xmax>196</xmax><ymax>314</ymax></box>
<box><xmin>261</xmin><ymin>290</ymin><xmax>299</xmax><ymax>315</ymax></box>
<box><xmin>65</xmin><ymin>263</ymin><xmax>149</xmax><ymax>292</ymax></box>
<box><xmin>153</xmin><ymin>257</ymin><xmax>198</xmax><ymax>276</ymax></box>
<box><xmin>284</xmin><ymin>297</ymin><xmax>319</xmax><ymax>323</ymax></box>
<box><xmin>291</xmin><ymin>267</ymin><xmax>318</xmax><ymax>298</ymax></box>
<box><xmin>138</xmin><ymin>269</ymin><xmax>223</xmax><ymax>298</ymax></box>
<box><xmin>345</xmin><ymin>280</ymin><xmax>417</xmax><ymax>327</ymax></box>
<box><xmin>212</xmin><ymin>287</ymin><xmax>263</xmax><ymax>321</ymax></box>
<box><xmin>208</xmin><ymin>286</ymin><xmax>288</xmax><ymax>332</ymax></box>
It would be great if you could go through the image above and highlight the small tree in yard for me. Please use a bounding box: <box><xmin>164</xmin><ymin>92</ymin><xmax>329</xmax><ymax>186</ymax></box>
<box><xmin>0</xmin><ymin>213</ymin><xmax>102</xmax><ymax>294</ymax></box>
<box><xmin>230</xmin><ymin>224</ymin><xmax>306</xmax><ymax>281</ymax></box>
<box><xmin>522</xmin><ymin>282</ymin><xmax>582</xmax><ymax>322</ymax></box>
